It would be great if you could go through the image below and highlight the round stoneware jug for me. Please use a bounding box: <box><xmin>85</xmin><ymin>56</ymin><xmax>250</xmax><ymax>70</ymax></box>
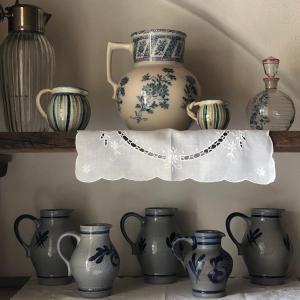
<box><xmin>172</xmin><ymin>230</ymin><xmax>233</xmax><ymax>298</ymax></box>
<box><xmin>120</xmin><ymin>207</ymin><xmax>182</xmax><ymax>284</ymax></box>
<box><xmin>226</xmin><ymin>208</ymin><xmax>292</xmax><ymax>285</ymax></box>
<box><xmin>107</xmin><ymin>29</ymin><xmax>201</xmax><ymax>130</ymax></box>
<box><xmin>187</xmin><ymin>100</ymin><xmax>230</xmax><ymax>129</ymax></box>
<box><xmin>57</xmin><ymin>224</ymin><xmax>120</xmax><ymax>298</ymax></box>
<box><xmin>36</xmin><ymin>86</ymin><xmax>91</xmax><ymax>131</ymax></box>
<box><xmin>14</xmin><ymin>209</ymin><xmax>75</xmax><ymax>285</ymax></box>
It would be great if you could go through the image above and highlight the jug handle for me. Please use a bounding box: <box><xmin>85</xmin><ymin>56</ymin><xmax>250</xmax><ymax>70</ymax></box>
<box><xmin>171</xmin><ymin>236</ymin><xmax>196</xmax><ymax>266</ymax></box>
<box><xmin>186</xmin><ymin>102</ymin><xmax>201</xmax><ymax>121</ymax></box>
<box><xmin>120</xmin><ymin>212</ymin><xmax>144</xmax><ymax>255</ymax></box>
<box><xmin>226</xmin><ymin>212</ymin><xmax>250</xmax><ymax>255</ymax></box>
<box><xmin>57</xmin><ymin>232</ymin><xmax>80</xmax><ymax>276</ymax></box>
<box><xmin>106</xmin><ymin>42</ymin><xmax>133</xmax><ymax>100</ymax></box>
<box><xmin>14</xmin><ymin>214</ymin><xmax>39</xmax><ymax>257</ymax></box>
<box><xmin>36</xmin><ymin>89</ymin><xmax>53</xmax><ymax>119</ymax></box>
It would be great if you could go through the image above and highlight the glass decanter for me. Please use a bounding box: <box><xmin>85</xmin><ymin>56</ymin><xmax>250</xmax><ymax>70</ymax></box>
<box><xmin>247</xmin><ymin>57</ymin><xmax>295</xmax><ymax>130</ymax></box>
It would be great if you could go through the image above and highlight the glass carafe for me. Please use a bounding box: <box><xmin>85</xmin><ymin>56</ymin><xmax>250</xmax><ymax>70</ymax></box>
<box><xmin>0</xmin><ymin>1</ymin><xmax>55</xmax><ymax>132</ymax></box>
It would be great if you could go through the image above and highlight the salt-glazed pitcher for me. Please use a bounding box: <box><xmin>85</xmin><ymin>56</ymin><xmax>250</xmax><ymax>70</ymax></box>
<box><xmin>14</xmin><ymin>209</ymin><xmax>75</xmax><ymax>285</ymax></box>
<box><xmin>120</xmin><ymin>207</ymin><xmax>182</xmax><ymax>284</ymax></box>
<box><xmin>57</xmin><ymin>224</ymin><xmax>120</xmax><ymax>298</ymax></box>
<box><xmin>226</xmin><ymin>208</ymin><xmax>292</xmax><ymax>285</ymax></box>
<box><xmin>187</xmin><ymin>100</ymin><xmax>230</xmax><ymax>129</ymax></box>
<box><xmin>36</xmin><ymin>86</ymin><xmax>91</xmax><ymax>131</ymax></box>
<box><xmin>107</xmin><ymin>29</ymin><xmax>201</xmax><ymax>130</ymax></box>
<box><xmin>172</xmin><ymin>230</ymin><xmax>233</xmax><ymax>298</ymax></box>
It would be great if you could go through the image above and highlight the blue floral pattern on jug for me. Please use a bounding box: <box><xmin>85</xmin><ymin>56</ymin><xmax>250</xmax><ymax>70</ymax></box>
<box><xmin>34</xmin><ymin>230</ymin><xmax>49</xmax><ymax>248</ymax></box>
<box><xmin>188</xmin><ymin>253</ymin><xmax>206</xmax><ymax>282</ymax></box>
<box><xmin>208</xmin><ymin>251</ymin><xmax>233</xmax><ymax>284</ymax></box>
<box><xmin>88</xmin><ymin>245</ymin><xmax>120</xmax><ymax>267</ymax></box>
<box><xmin>182</xmin><ymin>75</ymin><xmax>198</xmax><ymax>108</ymax></box>
<box><xmin>132</xmin><ymin>29</ymin><xmax>186</xmax><ymax>63</ymax></box>
<box><xmin>116</xmin><ymin>77</ymin><xmax>129</xmax><ymax>112</ymax></box>
<box><xmin>247</xmin><ymin>228</ymin><xmax>263</xmax><ymax>246</ymax></box>
<box><xmin>131</xmin><ymin>68</ymin><xmax>176</xmax><ymax>123</ymax></box>
<box><xmin>250</xmin><ymin>91</ymin><xmax>270</xmax><ymax>129</ymax></box>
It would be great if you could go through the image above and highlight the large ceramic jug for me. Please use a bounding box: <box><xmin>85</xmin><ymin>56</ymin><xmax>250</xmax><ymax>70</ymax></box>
<box><xmin>172</xmin><ymin>230</ymin><xmax>233</xmax><ymax>298</ymax></box>
<box><xmin>57</xmin><ymin>224</ymin><xmax>120</xmax><ymax>298</ymax></box>
<box><xmin>14</xmin><ymin>209</ymin><xmax>75</xmax><ymax>285</ymax></box>
<box><xmin>107</xmin><ymin>29</ymin><xmax>201</xmax><ymax>130</ymax></box>
<box><xmin>120</xmin><ymin>207</ymin><xmax>182</xmax><ymax>284</ymax></box>
<box><xmin>226</xmin><ymin>208</ymin><xmax>292</xmax><ymax>285</ymax></box>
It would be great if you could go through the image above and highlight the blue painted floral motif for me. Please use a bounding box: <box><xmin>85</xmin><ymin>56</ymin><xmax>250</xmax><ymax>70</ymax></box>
<box><xmin>34</xmin><ymin>230</ymin><xmax>49</xmax><ymax>248</ymax></box>
<box><xmin>182</xmin><ymin>75</ymin><xmax>198</xmax><ymax>108</ymax></box>
<box><xmin>283</xmin><ymin>235</ymin><xmax>291</xmax><ymax>251</ymax></box>
<box><xmin>131</xmin><ymin>68</ymin><xmax>176</xmax><ymax>123</ymax></box>
<box><xmin>188</xmin><ymin>253</ymin><xmax>206</xmax><ymax>282</ymax></box>
<box><xmin>88</xmin><ymin>245</ymin><xmax>120</xmax><ymax>267</ymax></box>
<box><xmin>116</xmin><ymin>77</ymin><xmax>129</xmax><ymax>112</ymax></box>
<box><xmin>250</xmin><ymin>91</ymin><xmax>270</xmax><ymax>129</ymax></box>
<box><xmin>208</xmin><ymin>251</ymin><xmax>233</xmax><ymax>284</ymax></box>
<box><xmin>138</xmin><ymin>237</ymin><xmax>147</xmax><ymax>254</ymax></box>
<box><xmin>247</xmin><ymin>228</ymin><xmax>263</xmax><ymax>246</ymax></box>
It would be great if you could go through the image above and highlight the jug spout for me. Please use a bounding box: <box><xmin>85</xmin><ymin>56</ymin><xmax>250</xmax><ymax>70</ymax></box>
<box><xmin>44</xmin><ymin>12</ymin><xmax>51</xmax><ymax>25</ymax></box>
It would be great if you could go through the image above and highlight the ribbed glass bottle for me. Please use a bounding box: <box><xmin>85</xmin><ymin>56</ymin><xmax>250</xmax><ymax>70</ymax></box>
<box><xmin>0</xmin><ymin>31</ymin><xmax>55</xmax><ymax>131</ymax></box>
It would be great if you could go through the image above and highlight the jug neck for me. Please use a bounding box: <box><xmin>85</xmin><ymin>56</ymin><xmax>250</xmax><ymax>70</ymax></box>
<box><xmin>80</xmin><ymin>223</ymin><xmax>112</xmax><ymax>238</ymax></box>
<box><xmin>194</xmin><ymin>230</ymin><xmax>225</xmax><ymax>249</ymax></box>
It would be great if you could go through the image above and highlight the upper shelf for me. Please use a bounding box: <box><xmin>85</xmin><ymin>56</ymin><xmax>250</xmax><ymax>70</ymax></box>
<box><xmin>0</xmin><ymin>131</ymin><xmax>299</xmax><ymax>153</ymax></box>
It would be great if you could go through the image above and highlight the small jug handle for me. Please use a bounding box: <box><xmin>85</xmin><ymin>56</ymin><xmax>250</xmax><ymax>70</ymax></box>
<box><xmin>106</xmin><ymin>42</ymin><xmax>133</xmax><ymax>100</ymax></box>
<box><xmin>120</xmin><ymin>212</ymin><xmax>144</xmax><ymax>255</ymax></box>
<box><xmin>226</xmin><ymin>212</ymin><xmax>250</xmax><ymax>255</ymax></box>
<box><xmin>186</xmin><ymin>102</ymin><xmax>201</xmax><ymax>122</ymax></box>
<box><xmin>171</xmin><ymin>236</ymin><xmax>195</xmax><ymax>266</ymax></box>
<box><xmin>36</xmin><ymin>88</ymin><xmax>53</xmax><ymax>119</ymax></box>
<box><xmin>57</xmin><ymin>232</ymin><xmax>81</xmax><ymax>276</ymax></box>
<box><xmin>14</xmin><ymin>214</ymin><xmax>39</xmax><ymax>257</ymax></box>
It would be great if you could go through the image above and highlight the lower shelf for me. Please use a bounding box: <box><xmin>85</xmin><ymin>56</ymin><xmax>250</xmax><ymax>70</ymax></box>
<box><xmin>10</xmin><ymin>276</ymin><xmax>300</xmax><ymax>299</ymax></box>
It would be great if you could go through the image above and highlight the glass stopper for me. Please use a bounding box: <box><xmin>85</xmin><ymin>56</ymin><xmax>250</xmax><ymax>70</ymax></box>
<box><xmin>262</xmin><ymin>56</ymin><xmax>280</xmax><ymax>78</ymax></box>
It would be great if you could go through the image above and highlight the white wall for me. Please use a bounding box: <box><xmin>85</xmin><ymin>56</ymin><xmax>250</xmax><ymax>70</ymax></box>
<box><xmin>0</xmin><ymin>0</ymin><xmax>300</xmax><ymax>278</ymax></box>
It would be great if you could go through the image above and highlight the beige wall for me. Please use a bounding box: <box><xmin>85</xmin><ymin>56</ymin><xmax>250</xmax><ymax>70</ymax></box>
<box><xmin>0</xmin><ymin>0</ymin><xmax>300</xmax><ymax>277</ymax></box>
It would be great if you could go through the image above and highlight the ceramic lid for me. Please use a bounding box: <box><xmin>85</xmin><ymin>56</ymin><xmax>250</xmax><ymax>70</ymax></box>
<box><xmin>80</xmin><ymin>223</ymin><xmax>112</xmax><ymax>234</ymax></box>
<box><xmin>145</xmin><ymin>207</ymin><xmax>177</xmax><ymax>216</ymax></box>
<box><xmin>51</xmin><ymin>86</ymin><xmax>88</xmax><ymax>96</ymax></box>
<box><xmin>40</xmin><ymin>209</ymin><xmax>73</xmax><ymax>218</ymax></box>
<box><xmin>251</xmin><ymin>208</ymin><xmax>284</xmax><ymax>217</ymax></box>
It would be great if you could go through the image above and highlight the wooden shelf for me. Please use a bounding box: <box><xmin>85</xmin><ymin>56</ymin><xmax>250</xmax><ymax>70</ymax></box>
<box><xmin>0</xmin><ymin>131</ymin><xmax>298</xmax><ymax>154</ymax></box>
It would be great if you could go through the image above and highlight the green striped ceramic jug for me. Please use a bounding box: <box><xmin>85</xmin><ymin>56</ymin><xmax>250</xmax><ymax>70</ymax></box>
<box><xmin>36</xmin><ymin>86</ymin><xmax>91</xmax><ymax>131</ymax></box>
<box><xmin>187</xmin><ymin>100</ymin><xmax>230</xmax><ymax>129</ymax></box>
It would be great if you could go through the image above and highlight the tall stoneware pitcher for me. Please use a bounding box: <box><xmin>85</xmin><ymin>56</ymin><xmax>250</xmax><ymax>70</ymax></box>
<box><xmin>107</xmin><ymin>29</ymin><xmax>201</xmax><ymax>130</ymax></box>
<box><xmin>226</xmin><ymin>208</ymin><xmax>292</xmax><ymax>285</ymax></box>
<box><xmin>120</xmin><ymin>207</ymin><xmax>182</xmax><ymax>284</ymax></box>
<box><xmin>14</xmin><ymin>209</ymin><xmax>75</xmax><ymax>285</ymax></box>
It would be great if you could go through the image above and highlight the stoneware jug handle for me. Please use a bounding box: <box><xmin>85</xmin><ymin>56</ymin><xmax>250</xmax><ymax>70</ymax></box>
<box><xmin>106</xmin><ymin>42</ymin><xmax>133</xmax><ymax>100</ymax></box>
<box><xmin>226</xmin><ymin>212</ymin><xmax>250</xmax><ymax>255</ymax></box>
<box><xmin>14</xmin><ymin>214</ymin><xmax>39</xmax><ymax>257</ymax></box>
<box><xmin>57</xmin><ymin>232</ymin><xmax>80</xmax><ymax>276</ymax></box>
<box><xmin>120</xmin><ymin>212</ymin><xmax>145</xmax><ymax>255</ymax></box>
<box><xmin>171</xmin><ymin>236</ymin><xmax>195</xmax><ymax>266</ymax></box>
<box><xmin>36</xmin><ymin>88</ymin><xmax>52</xmax><ymax>119</ymax></box>
<box><xmin>186</xmin><ymin>101</ymin><xmax>200</xmax><ymax>122</ymax></box>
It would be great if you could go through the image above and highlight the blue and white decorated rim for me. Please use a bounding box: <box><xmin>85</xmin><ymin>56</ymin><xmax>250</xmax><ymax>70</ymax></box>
<box><xmin>51</xmin><ymin>86</ymin><xmax>88</xmax><ymax>96</ymax></box>
<box><xmin>80</xmin><ymin>223</ymin><xmax>112</xmax><ymax>235</ymax></box>
<box><xmin>145</xmin><ymin>207</ymin><xmax>177</xmax><ymax>217</ymax></box>
<box><xmin>251</xmin><ymin>208</ymin><xmax>284</xmax><ymax>218</ymax></box>
<box><xmin>40</xmin><ymin>209</ymin><xmax>73</xmax><ymax>218</ymax></box>
<box><xmin>194</xmin><ymin>230</ymin><xmax>225</xmax><ymax>245</ymax></box>
<box><xmin>131</xmin><ymin>28</ymin><xmax>186</xmax><ymax>63</ymax></box>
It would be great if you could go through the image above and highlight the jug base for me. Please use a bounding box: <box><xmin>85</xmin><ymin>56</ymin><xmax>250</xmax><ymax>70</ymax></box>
<box><xmin>250</xmin><ymin>275</ymin><xmax>285</xmax><ymax>286</ymax></box>
<box><xmin>38</xmin><ymin>276</ymin><xmax>73</xmax><ymax>286</ymax></box>
<box><xmin>192</xmin><ymin>288</ymin><xmax>226</xmax><ymax>298</ymax></box>
<box><xmin>78</xmin><ymin>287</ymin><xmax>112</xmax><ymax>298</ymax></box>
<box><xmin>144</xmin><ymin>274</ymin><xmax>177</xmax><ymax>284</ymax></box>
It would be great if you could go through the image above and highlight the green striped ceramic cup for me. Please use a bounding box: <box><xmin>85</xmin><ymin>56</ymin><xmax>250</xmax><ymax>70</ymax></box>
<box><xmin>36</xmin><ymin>86</ymin><xmax>91</xmax><ymax>132</ymax></box>
<box><xmin>186</xmin><ymin>100</ymin><xmax>230</xmax><ymax>129</ymax></box>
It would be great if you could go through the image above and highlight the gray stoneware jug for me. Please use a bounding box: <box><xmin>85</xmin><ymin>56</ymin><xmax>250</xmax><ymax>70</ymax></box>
<box><xmin>172</xmin><ymin>230</ymin><xmax>233</xmax><ymax>298</ymax></box>
<box><xmin>57</xmin><ymin>224</ymin><xmax>120</xmax><ymax>298</ymax></box>
<box><xmin>226</xmin><ymin>208</ymin><xmax>292</xmax><ymax>285</ymax></box>
<box><xmin>120</xmin><ymin>207</ymin><xmax>182</xmax><ymax>284</ymax></box>
<box><xmin>14</xmin><ymin>209</ymin><xmax>75</xmax><ymax>285</ymax></box>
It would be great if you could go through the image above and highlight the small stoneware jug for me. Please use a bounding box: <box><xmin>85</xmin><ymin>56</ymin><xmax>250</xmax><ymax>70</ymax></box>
<box><xmin>120</xmin><ymin>207</ymin><xmax>182</xmax><ymax>284</ymax></box>
<box><xmin>226</xmin><ymin>208</ymin><xmax>292</xmax><ymax>285</ymax></box>
<box><xmin>107</xmin><ymin>29</ymin><xmax>201</xmax><ymax>130</ymax></box>
<box><xmin>57</xmin><ymin>224</ymin><xmax>120</xmax><ymax>298</ymax></box>
<box><xmin>187</xmin><ymin>100</ymin><xmax>230</xmax><ymax>129</ymax></box>
<box><xmin>14</xmin><ymin>209</ymin><xmax>75</xmax><ymax>285</ymax></box>
<box><xmin>36</xmin><ymin>86</ymin><xmax>91</xmax><ymax>131</ymax></box>
<box><xmin>172</xmin><ymin>230</ymin><xmax>233</xmax><ymax>298</ymax></box>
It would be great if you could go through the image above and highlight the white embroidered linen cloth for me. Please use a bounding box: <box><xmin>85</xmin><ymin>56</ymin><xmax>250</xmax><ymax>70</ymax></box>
<box><xmin>75</xmin><ymin>130</ymin><xmax>275</xmax><ymax>184</ymax></box>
